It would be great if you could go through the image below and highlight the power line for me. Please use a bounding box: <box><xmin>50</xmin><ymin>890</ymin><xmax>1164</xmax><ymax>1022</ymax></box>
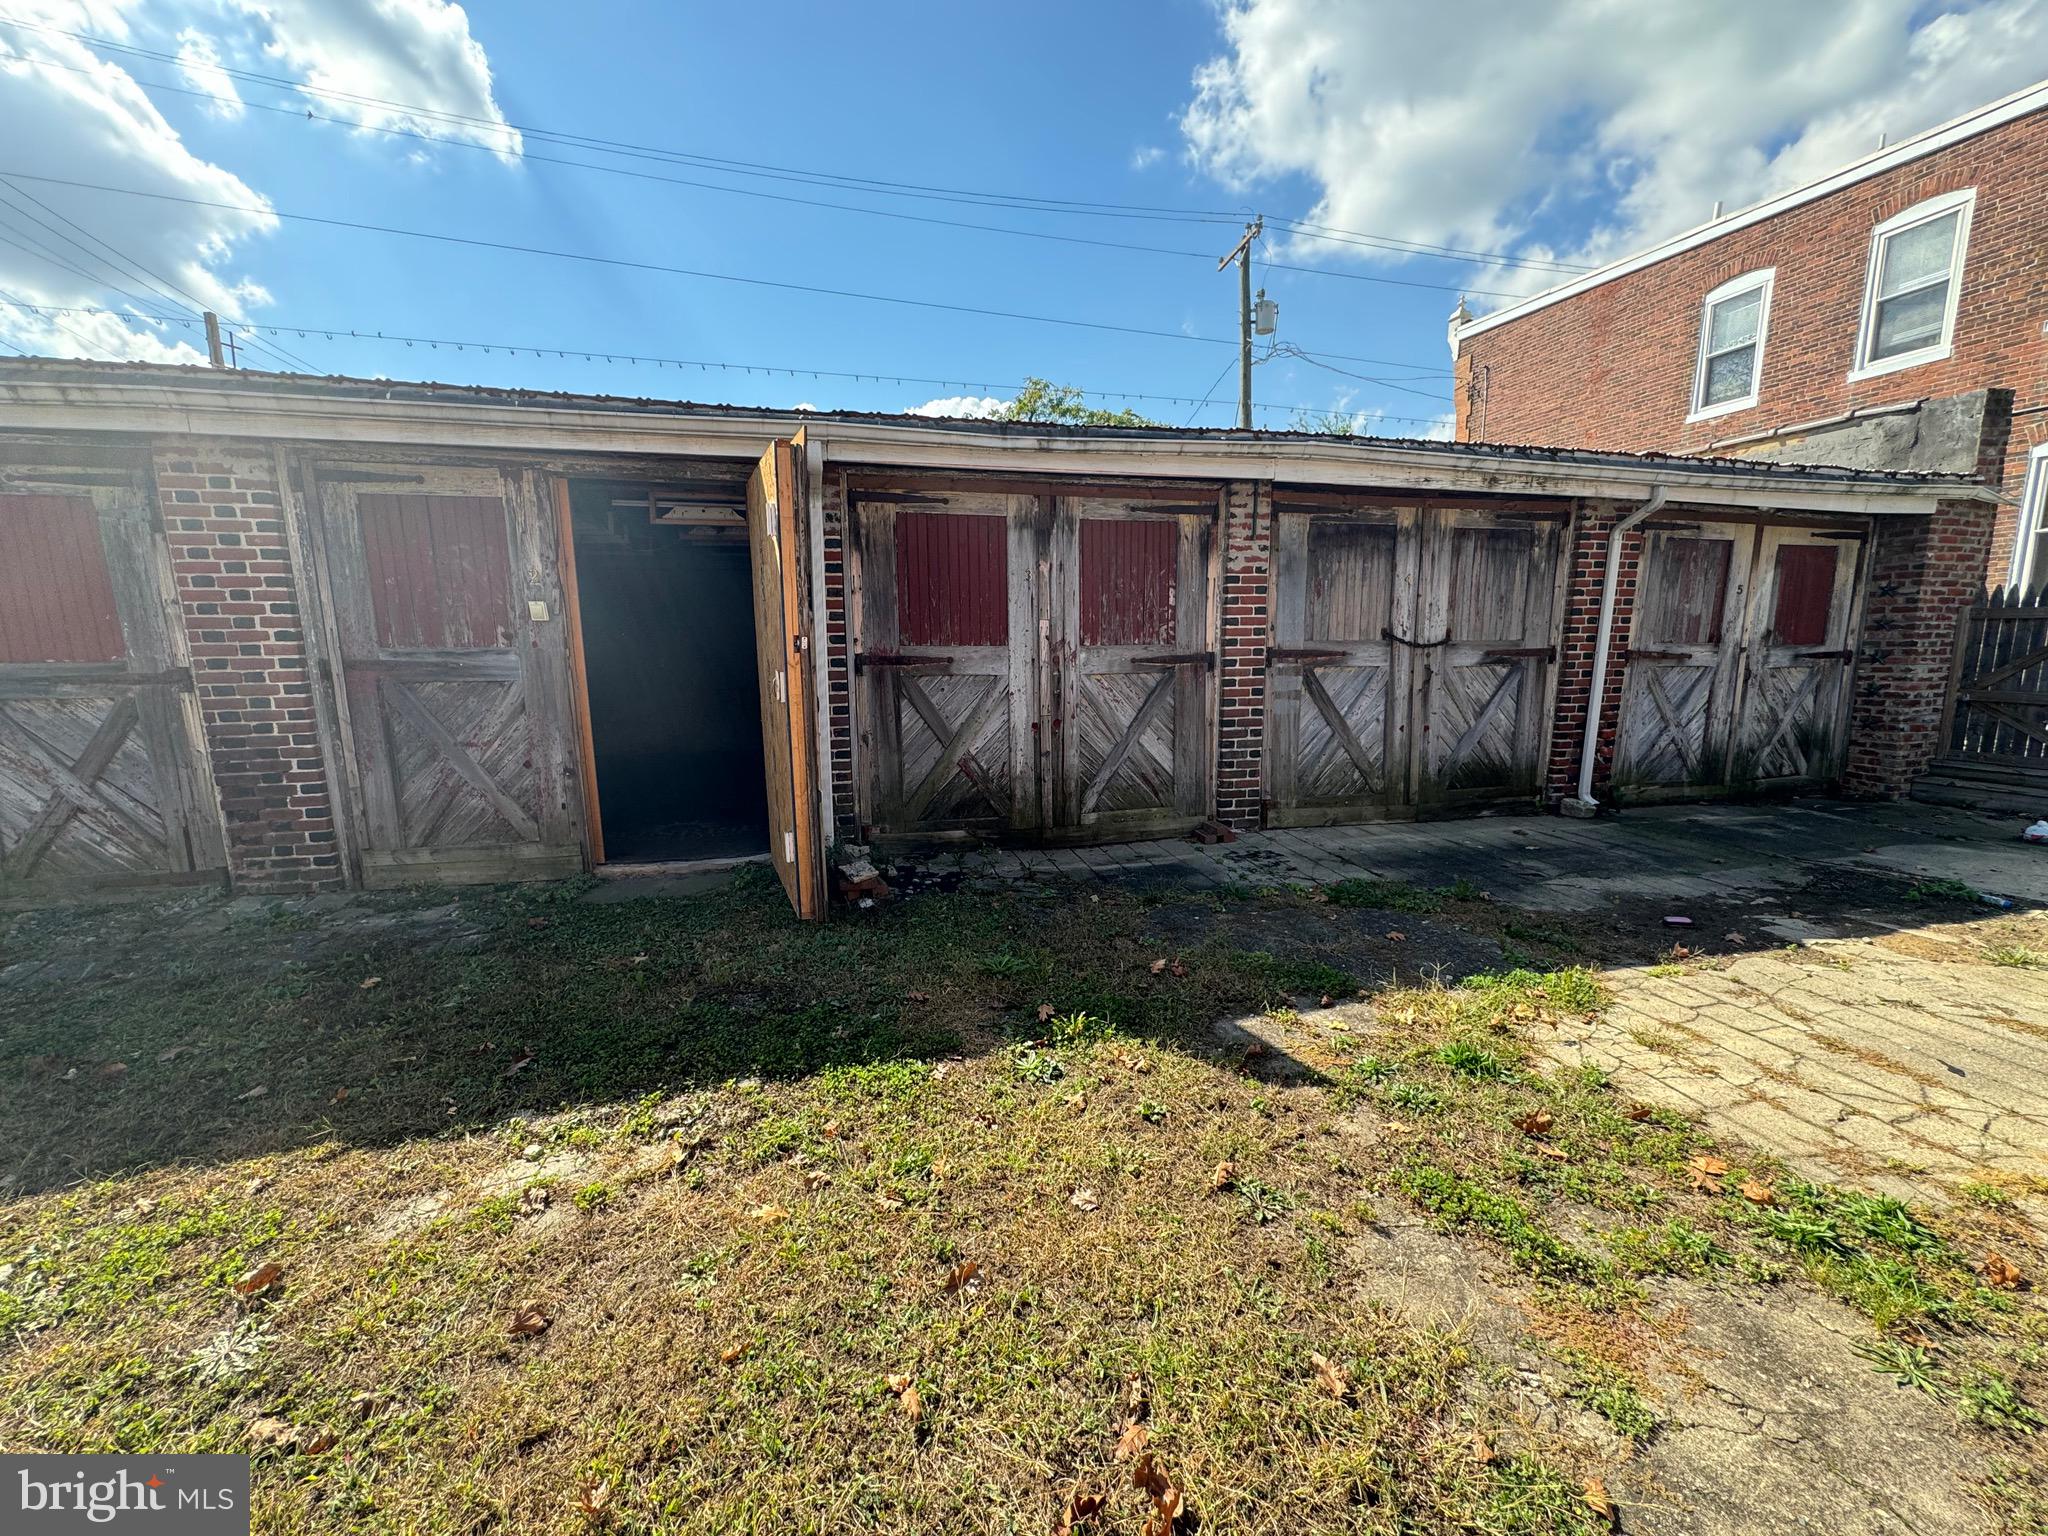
<box><xmin>0</xmin><ymin>13</ymin><xmax>1591</xmax><ymax>279</ymax></box>
<box><xmin>0</xmin><ymin>169</ymin><xmax>1454</xmax><ymax>378</ymax></box>
<box><xmin>0</xmin><ymin>298</ymin><xmax>1456</xmax><ymax>425</ymax></box>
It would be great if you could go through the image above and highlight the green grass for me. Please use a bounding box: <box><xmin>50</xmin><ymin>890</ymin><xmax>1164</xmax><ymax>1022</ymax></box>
<box><xmin>1987</xmin><ymin>944</ymin><xmax>2045</xmax><ymax>968</ymax></box>
<box><xmin>1324</xmin><ymin>876</ymin><xmax>1489</xmax><ymax>913</ymax></box>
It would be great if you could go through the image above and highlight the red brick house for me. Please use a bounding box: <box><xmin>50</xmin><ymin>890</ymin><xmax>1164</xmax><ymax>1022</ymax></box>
<box><xmin>1451</xmin><ymin>81</ymin><xmax>2048</xmax><ymax>807</ymax></box>
<box><xmin>0</xmin><ymin>360</ymin><xmax>1985</xmax><ymax>907</ymax></box>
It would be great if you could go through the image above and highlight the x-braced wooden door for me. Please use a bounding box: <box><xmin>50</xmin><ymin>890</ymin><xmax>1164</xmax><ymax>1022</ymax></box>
<box><xmin>1735</xmin><ymin>527</ymin><xmax>1863</xmax><ymax>787</ymax></box>
<box><xmin>1049</xmin><ymin>497</ymin><xmax>1215</xmax><ymax>839</ymax></box>
<box><xmin>309</xmin><ymin>462</ymin><xmax>584</xmax><ymax>885</ymax></box>
<box><xmin>0</xmin><ymin>451</ymin><xmax>225</xmax><ymax>899</ymax></box>
<box><xmin>1266</xmin><ymin>501</ymin><xmax>1563</xmax><ymax>823</ymax></box>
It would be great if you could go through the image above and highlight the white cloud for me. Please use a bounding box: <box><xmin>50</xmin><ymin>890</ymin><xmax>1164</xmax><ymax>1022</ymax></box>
<box><xmin>1180</xmin><ymin>0</ymin><xmax>2048</xmax><ymax>304</ymax></box>
<box><xmin>1130</xmin><ymin>144</ymin><xmax>1166</xmax><ymax>170</ymax></box>
<box><xmin>0</xmin><ymin>0</ymin><xmax>513</xmax><ymax>362</ymax></box>
<box><xmin>174</xmin><ymin>26</ymin><xmax>241</xmax><ymax>119</ymax></box>
<box><xmin>228</xmin><ymin>0</ymin><xmax>520</xmax><ymax>157</ymax></box>
<box><xmin>907</xmin><ymin>394</ymin><xmax>1010</xmax><ymax>419</ymax></box>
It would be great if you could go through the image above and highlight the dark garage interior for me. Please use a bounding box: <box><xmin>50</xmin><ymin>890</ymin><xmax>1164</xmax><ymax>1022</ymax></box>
<box><xmin>569</xmin><ymin>477</ymin><xmax>768</xmax><ymax>864</ymax></box>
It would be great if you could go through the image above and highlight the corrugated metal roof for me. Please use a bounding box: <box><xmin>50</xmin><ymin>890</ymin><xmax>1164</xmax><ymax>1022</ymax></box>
<box><xmin>0</xmin><ymin>355</ymin><xmax>1985</xmax><ymax>489</ymax></box>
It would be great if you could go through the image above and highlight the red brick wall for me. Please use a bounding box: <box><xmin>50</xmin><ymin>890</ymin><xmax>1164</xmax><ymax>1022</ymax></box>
<box><xmin>1456</xmin><ymin>107</ymin><xmax>2048</xmax><ymax>578</ymax></box>
<box><xmin>153</xmin><ymin>443</ymin><xmax>343</xmax><ymax>892</ymax></box>
<box><xmin>1544</xmin><ymin>501</ymin><xmax>1642</xmax><ymax>803</ymax></box>
<box><xmin>1842</xmin><ymin>497</ymin><xmax>1998</xmax><ymax>796</ymax></box>
<box><xmin>1214</xmin><ymin>480</ymin><xmax>1270</xmax><ymax>829</ymax></box>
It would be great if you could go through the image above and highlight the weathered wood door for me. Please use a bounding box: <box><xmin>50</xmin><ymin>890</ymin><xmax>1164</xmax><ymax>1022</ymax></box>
<box><xmin>745</xmin><ymin>434</ymin><xmax>826</xmax><ymax>918</ymax></box>
<box><xmin>1613</xmin><ymin>523</ymin><xmax>1752</xmax><ymax>797</ymax></box>
<box><xmin>1734</xmin><ymin>528</ymin><xmax>1863</xmax><ymax>787</ymax></box>
<box><xmin>853</xmin><ymin>489</ymin><xmax>1214</xmax><ymax>842</ymax></box>
<box><xmin>1266</xmin><ymin>501</ymin><xmax>1563</xmax><ymax>823</ymax></box>
<box><xmin>853</xmin><ymin>491</ymin><xmax>1033</xmax><ymax>838</ymax></box>
<box><xmin>0</xmin><ymin>456</ymin><xmax>225</xmax><ymax>899</ymax></box>
<box><xmin>1414</xmin><ymin>511</ymin><xmax>1566</xmax><ymax>808</ymax></box>
<box><xmin>310</xmin><ymin>462</ymin><xmax>583</xmax><ymax>886</ymax></box>
<box><xmin>1266</xmin><ymin>506</ymin><xmax>1415</xmax><ymax>825</ymax></box>
<box><xmin>1051</xmin><ymin>498</ymin><xmax>1214</xmax><ymax>838</ymax></box>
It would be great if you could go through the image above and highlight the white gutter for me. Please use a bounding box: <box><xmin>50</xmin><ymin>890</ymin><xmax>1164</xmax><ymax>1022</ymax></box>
<box><xmin>1564</xmin><ymin>486</ymin><xmax>1667</xmax><ymax>817</ymax></box>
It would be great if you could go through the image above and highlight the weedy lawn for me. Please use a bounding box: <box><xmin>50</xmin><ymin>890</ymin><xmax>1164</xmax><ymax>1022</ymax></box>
<box><xmin>1</xmin><ymin>871</ymin><xmax>2042</xmax><ymax>1535</ymax></box>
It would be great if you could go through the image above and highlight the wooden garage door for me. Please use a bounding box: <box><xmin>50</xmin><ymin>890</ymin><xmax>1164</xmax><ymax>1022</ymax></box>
<box><xmin>309</xmin><ymin>463</ymin><xmax>583</xmax><ymax>885</ymax></box>
<box><xmin>0</xmin><ymin>459</ymin><xmax>225</xmax><ymax>899</ymax></box>
<box><xmin>1267</xmin><ymin>501</ymin><xmax>1565</xmax><ymax>824</ymax></box>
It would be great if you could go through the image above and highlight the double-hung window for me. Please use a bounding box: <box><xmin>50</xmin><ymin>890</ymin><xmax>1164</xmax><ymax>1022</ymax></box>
<box><xmin>1689</xmin><ymin>269</ymin><xmax>1773</xmax><ymax>420</ymax></box>
<box><xmin>1852</xmin><ymin>189</ymin><xmax>1974</xmax><ymax>379</ymax></box>
<box><xmin>2012</xmin><ymin>444</ymin><xmax>2048</xmax><ymax>593</ymax></box>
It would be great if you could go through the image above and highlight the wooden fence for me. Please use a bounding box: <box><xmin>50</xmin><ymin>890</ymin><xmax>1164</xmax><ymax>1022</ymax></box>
<box><xmin>1943</xmin><ymin>583</ymin><xmax>2048</xmax><ymax>770</ymax></box>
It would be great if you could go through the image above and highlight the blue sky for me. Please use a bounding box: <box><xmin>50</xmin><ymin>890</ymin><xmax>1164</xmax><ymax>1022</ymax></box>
<box><xmin>0</xmin><ymin>1</ymin><xmax>2042</xmax><ymax>434</ymax></box>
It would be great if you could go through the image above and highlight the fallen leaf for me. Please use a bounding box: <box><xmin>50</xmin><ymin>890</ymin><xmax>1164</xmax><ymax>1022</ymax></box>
<box><xmin>231</xmin><ymin>1261</ymin><xmax>283</xmax><ymax>1298</ymax></box>
<box><xmin>1687</xmin><ymin>1153</ymin><xmax>1730</xmax><ymax>1190</ymax></box>
<box><xmin>575</xmin><ymin>1479</ymin><xmax>612</xmax><ymax>1525</ymax></box>
<box><xmin>899</xmin><ymin>1385</ymin><xmax>922</xmax><ymax>1423</ymax></box>
<box><xmin>156</xmin><ymin>1045</ymin><xmax>198</xmax><ymax>1063</ymax></box>
<box><xmin>1513</xmin><ymin>1108</ymin><xmax>1554</xmax><ymax>1137</ymax></box>
<box><xmin>945</xmin><ymin>1259</ymin><xmax>981</xmax><ymax>1292</ymax></box>
<box><xmin>1054</xmin><ymin>1489</ymin><xmax>1106</xmax><ymax>1536</ymax></box>
<box><xmin>905</xmin><ymin>990</ymin><xmax>930</xmax><ymax>1003</ymax></box>
<box><xmin>874</xmin><ymin>1192</ymin><xmax>906</xmax><ymax>1212</ymax></box>
<box><xmin>1738</xmin><ymin>1177</ymin><xmax>1778</xmax><ymax>1205</ymax></box>
<box><xmin>359</xmin><ymin>976</ymin><xmax>380</xmax><ymax>990</ymax></box>
<box><xmin>1169</xmin><ymin>961</ymin><xmax>1186</xmax><ymax>978</ymax></box>
<box><xmin>1069</xmin><ymin>1187</ymin><xmax>1100</xmax><ymax>1212</ymax></box>
<box><xmin>1309</xmin><ymin>1351</ymin><xmax>1352</xmax><ymax>1401</ymax></box>
<box><xmin>719</xmin><ymin>1343</ymin><xmax>746</xmax><ymax>1365</ymax></box>
<box><xmin>502</xmin><ymin>1051</ymin><xmax>535</xmax><ymax>1079</ymax></box>
<box><xmin>1114</xmin><ymin>1420</ymin><xmax>1149</xmax><ymax>1460</ymax></box>
<box><xmin>507</xmin><ymin>1303</ymin><xmax>551</xmax><ymax>1338</ymax></box>
<box><xmin>1037</xmin><ymin>1003</ymin><xmax>1056</xmax><ymax>1023</ymax></box>
<box><xmin>1982</xmin><ymin>1252</ymin><xmax>2024</xmax><ymax>1289</ymax></box>
<box><xmin>1625</xmin><ymin>1105</ymin><xmax>1653</xmax><ymax>1122</ymax></box>
<box><xmin>1533</xmin><ymin>1143</ymin><xmax>1570</xmax><ymax>1162</ymax></box>
<box><xmin>330</xmin><ymin>1087</ymin><xmax>348</xmax><ymax>1104</ymax></box>
<box><xmin>527</xmin><ymin>916</ymin><xmax>551</xmax><ymax>930</ymax></box>
<box><xmin>1583</xmin><ymin>1476</ymin><xmax>1617</xmax><ymax>1525</ymax></box>
<box><xmin>748</xmin><ymin>1203</ymin><xmax>790</xmax><ymax>1224</ymax></box>
<box><xmin>886</xmin><ymin>1371</ymin><xmax>913</xmax><ymax>1394</ymax></box>
<box><xmin>821</xmin><ymin>1120</ymin><xmax>841</xmax><ymax>1139</ymax></box>
<box><xmin>236</xmin><ymin>1085</ymin><xmax>268</xmax><ymax>1102</ymax></box>
<box><xmin>1132</xmin><ymin>1453</ymin><xmax>1184</xmax><ymax>1536</ymax></box>
<box><xmin>1211</xmin><ymin>1161</ymin><xmax>1239</xmax><ymax>1192</ymax></box>
<box><xmin>1318</xmin><ymin>994</ymin><xmax>1332</xmax><ymax>1007</ymax></box>
<box><xmin>1150</xmin><ymin>958</ymin><xmax>1169</xmax><ymax>974</ymax></box>
<box><xmin>99</xmin><ymin>1061</ymin><xmax>128</xmax><ymax>1079</ymax></box>
<box><xmin>1385</xmin><ymin>930</ymin><xmax>1406</xmax><ymax>942</ymax></box>
<box><xmin>1724</xmin><ymin>931</ymin><xmax>1747</xmax><ymax>943</ymax></box>
<box><xmin>804</xmin><ymin>1170</ymin><xmax>830</xmax><ymax>1191</ymax></box>
<box><xmin>1470</xmin><ymin>1430</ymin><xmax>1497</xmax><ymax>1466</ymax></box>
<box><xmin>300</xmin><ymin>1429</ymin><xmax>337</xmax><ymax>1455</ymax></box>
<box><xmin>1124</xmin><ymin>1373</ymin><xmax>1150</xmax><ymax>1421</ymax></box>
<box><xmin>247</xmin><ymin>1417</ymin><xmax>298</xmax><ymax>1451</ymax></box>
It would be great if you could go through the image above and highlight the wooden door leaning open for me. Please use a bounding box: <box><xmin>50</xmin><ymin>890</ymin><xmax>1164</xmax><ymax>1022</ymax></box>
<box><xmin>745</xmin><ymin>432</ymin><xmax>826</xmax><ymax>919</ymax></box>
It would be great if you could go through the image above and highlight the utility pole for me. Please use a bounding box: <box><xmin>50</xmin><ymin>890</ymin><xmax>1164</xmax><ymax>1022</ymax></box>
<box><xmin>203</xmin><ymin>310</ymin><xmax>225</xmax><ymax>368</ymax></box>
<box><xmin>1217</xmin><ymin>216</ymin><xmax>1262</xmax><ymax>429</ymax></box>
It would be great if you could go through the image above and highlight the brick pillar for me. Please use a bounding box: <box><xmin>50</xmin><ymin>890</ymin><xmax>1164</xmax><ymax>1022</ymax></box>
<box><xmin>155</xmin><ymin>443</ymin><xmax>343</xmax><ymax>892</ymax></box>
<box><xmin>820</xmin><ymin>471</ymin><xmax>859</xmax><ymax>844</ymax></box>
<box><xmin>1214</xmin><ymin>480</ymin><xmax>1270</xmax><ymax>828</ymax></box>
<box><xmin>1545</xmin><ymin>500</ymin><xmax>1642</xmax><ymax>804</ymax></box>
<box><xmin>1842</xmin><ymin>498</ymin><xmax>1996</xmax><ymax>798</ymax></box>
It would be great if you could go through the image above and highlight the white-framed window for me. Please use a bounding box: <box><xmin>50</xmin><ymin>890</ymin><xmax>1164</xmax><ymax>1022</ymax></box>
<box><xmin>2011</xmin><ymin>442</ymin><xmax>2048</xmax><ymax>594</ymax></box>
<box><xmin>1850</xmin><ymin>188</ymin><xmax>1975</xmax><ymax>381</ymax></box>
<box><xmin>1687</xmin><ymin>269</ymin><xmax>1774</xmax><ymax>420</ymax></box>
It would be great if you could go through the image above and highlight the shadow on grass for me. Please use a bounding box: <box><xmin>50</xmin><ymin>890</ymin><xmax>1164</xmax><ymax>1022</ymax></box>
<box><xmin>0</xmin><ymin>867</ymin><xmax>1359</xmax><ymax>1197</ymax></box>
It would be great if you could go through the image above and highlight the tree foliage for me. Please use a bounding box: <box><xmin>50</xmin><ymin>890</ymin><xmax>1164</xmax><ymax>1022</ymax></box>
<box><xmin>1000</xmin><ymin>378</ymin><xmax>1161</xmax><ymax>428</ymax></box>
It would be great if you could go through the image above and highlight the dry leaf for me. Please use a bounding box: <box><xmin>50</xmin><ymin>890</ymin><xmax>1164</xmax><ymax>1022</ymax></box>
<box><xmin>1385</xmin><ymin>930</ymin><xmax>1406</xmax><ymax>942</ymax></box>
<box><xmin>719</xmin><ymin>1343</ymin><xmax>746</xmax><ymax>1365</ymax></box>
<box><xmin>247</xmin><ymin>1417</ymin><xmax>298</xmax><ymax>1451</ymax></box>
<box><xmin>300</xmin><ymin>1429</ymin><xmax>337</xmax><ymax>1456</ymax></box>
<box><xmin>236</xmin><ymin>1085</ymin><xmax>268</xmax><ymax>1101</ymax></box>
<box><xmin>1982</xmin><ymin>1251</ymin><xmax>2024</xmax><ymax>1289</ymax></box>
<box><xmin>1533</xmin><ymin>1144</ymin><xmax>1570</xmax><ymax>1162</ymax></box>
<box><xmin>231</xmin><ymin>1261</ymin><xmax>283</xmax><ymax>1298</ymax></box>
<box><xmin>874</xmin><ymin>1191</ymin><xmax>906</xmax><ymax>1212</ymax></box>
<box><xmin>330</xmin><ymin>1087</ymin><xmax>348</xmax><ymax>1104</ymax></box>
<box><xmin>945</xmin><ymin>1260</ymin><xmax>981</xmax><ymax>1292</ymax></box>
<box><xmin>1114</xmin><ymin>1421</ymin><xmax>1149</xmax><ymax>1461</ymax></box>
<box><xmin>1470</xmin><ymin>1430</ymin><xmax>1497</xmax><ymax>1466</ymax></box>
<box><xmin>502</xmin><ymin>1051</ymin><xmax>535</xmax><ymax>1078</ymax></box>
<box><xmin>1169</xmin><ymin>962</ymin><xmax>1186</xmax><ymax>978</ymax></box>
<box><xmin>1211</xmin><ymin>1161</ymin><xmax>1239</xmax><ymax>1192</ymax></box>
<box><xmin>576</xmin><ymin>1479</ymin><xmax>612</xmax><ymax>1525</ymax></box>
<box><xmin>156</xmin><ymin>1044</ymin><xmax>197</xmax><ymax>1063</ymax></box>
<box><xmin>507</xmin><ymin>1303</ymin><xmax>551</xmax><ymax>1338</ymax></box>
<box><xmin>1624</xmin><ymin>1105</ymin><xmax>1653</xmax><ymax>1122</ymax></box>
<box><xmin>900</xmin><ymin>1385</ymin><xmax>923</xmax><ymax>1423</ymax></box>
<box><xmin>1513</xmin><ymin>1108</ymin><xmax>1554</xmax><ymax>1137</ymax></box>
<box><xmin>905</xmin><ymin>990</ymin><xmax>930</xmax><ymax>1003</ymax></box>
<box><xmin>1037</xmin><ymin>1003</ymin><xmax>1056</xmax><ymax>1023</ymax></box>
<box><xmin>1150</xmin><ymin>958</ymin><xmax>1168</xmax><ymax>974</ymax></box>
<box><xmin>1309</xmin><ymin>1351</ymin><xmax>1352</xmax><ymax>1401</ymax></box>
<box><xmin>1132</xmin><ymin>1453</ymin><xmax>1184</xmax><ymax>1536</ymax></box>
<box><xmin>804</xmin><ymin>1170</ymin><xmax>830</xmax><ymax>1191</ymax></box>
<box><xmin>1055</xmin><ymin>1489</ymin><xmax>1106</xmax><ymax>1536</ymax></box>
<box><xmin>1318</xmin><ymin>994</ymin><xmax>1333</xmax><ymax>1007</ymax></box>
<box><xmin>748</xmin><ymin>1203</ymin><xmax>791</xmax><ymax>1223</ymax></box>
<box><xmin>99</xmin><ymin>1061</ymin><xmax>128</xmax><ymax>1079</ymax></box>
<box><xmin>1738</xmin><ymin>1177</ymin><xmax>1778</xmax><ymax>1205</ymax></box>
<box><xmin>821</xmin><ymin>1120</ymin><xmax>841</xmax><ymax>1139</ymax></box>
<box><xmin>1687</xmin><ymin>1153</ymin><xmax>1730</xmax><ymax>1190</ymax></box>
<box><xmin>1069</xmin><ymin>1187</ymin><xmax>1100</xmax><ymax>1212</ymax></box>
<box><xmin>1124</xmin><ymin>1373</ymin><xmax>1150</xmax><ymax>1421</ymax></box>
<box><xmin>359</xmin><ymin>976</ymin><xmax>381</xmax><ymax>990</ymax></box>
<box><xmin>1583</xmin><ymin>1476</ymin><xmax>1617</xmax><ymax>1525</ymax></box>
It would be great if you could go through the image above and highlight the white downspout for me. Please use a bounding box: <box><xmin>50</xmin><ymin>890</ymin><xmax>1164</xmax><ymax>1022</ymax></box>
<box><xmin>1564</xmin><ymin>486</ymin><xmax>1668</xmax><ymax>816</ymax></box>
